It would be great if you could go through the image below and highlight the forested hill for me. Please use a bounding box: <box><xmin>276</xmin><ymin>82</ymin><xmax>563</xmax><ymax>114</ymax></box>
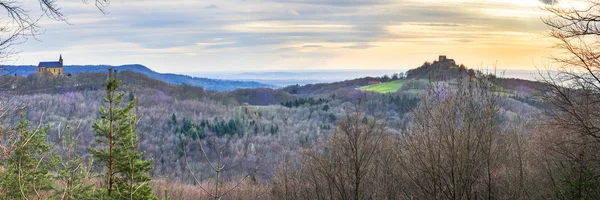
<box><xmin>283</xmin><ymin>60</ymin><xmax>548</xmax><ymax>97</ymax></box>
<box><xmin>282</xmin><ymin>77</ymin><xmax>383</xmax><ymax>95</ymax></box>
<box><xmin>4</xmin><ymin>64</ymin><xmax>275</xmax><ymax>91</ymax></box>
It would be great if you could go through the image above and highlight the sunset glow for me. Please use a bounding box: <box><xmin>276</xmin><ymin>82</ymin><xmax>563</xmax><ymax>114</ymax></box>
<box><xmin>15</xmin><ymin>0</ymin><xmax>562</xmax><ymax>73</ymax></box>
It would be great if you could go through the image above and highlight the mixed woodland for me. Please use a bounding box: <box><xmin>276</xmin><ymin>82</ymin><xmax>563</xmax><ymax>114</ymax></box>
<box><xmin>1</xmin><ymin>0</ymin><xmax>600</xmax><ymax>199</ymax></box>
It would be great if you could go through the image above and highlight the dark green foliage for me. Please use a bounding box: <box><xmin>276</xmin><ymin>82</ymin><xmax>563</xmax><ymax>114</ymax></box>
<box><xmin>210</xmin><ymin>118</ymin><xmax>241</xmax><ymax>136</ymax></box>
<box><xmin>381</xmin><ymin>74</ymin><xmax>391</xmax><ymax>82</ymax></box>
<box><xmin>180</xmin><ymin>118</ymin><xmax>206</xmax><ymax>140</ymax></box>
<box><xmin>329</xmin><ymin>113</ymin><xmax>337</xmax><ymax>123</ymax></box>
<box><xmin>1</xmin><ymin>114</ymin><xmax>56</xmax><ymax>199</ymax></box>
<box><xmin>322</xmin><ymin>104</ymin><xmax>330</xmax><ymax>112</ymax></box>
<box><xmin>320</xmin><ymin>124</ymin><xmax>332</xmax><ymax>130</ymax></box>
<box><xmin>90</xmin><ymin>69</ymin><xmax>157</xmax><ymax>199</ymax></box>
<box><xmin>392</xmin><ymin>73</ymin><xmax>399</xmax><ymax>80</ymax></box>
<box><xmin>270</xmin><ymin>124</ymin><xmax>279</xmax><ymax>135</ymax></box>
<box><xmin>54</xmin><ymin>125</ymin><xmax>94</xmax><ymax>199</ymax></box>
<box><xmin>200</xmin><ymin>117</ymin><xmax>241</xmax><ymax>137</ymax></box>
<box><xmin>178</xmin><ymin>133</ymin><xmax>187</xmax><ymax>158</ymax></box>
<box><xmin>168</xmin><ymin>113</ymin><xmax>177</xmax><ymax>129</ymax></box>
<box><xmin>281</xmin><ymin>97</ymin><xmax>329</xmax><ymax>108</ymax></box>
<box><xmin>114</xmin><ymin>115</ymin><xmax>157</xmax><ymax>200</ymax></box>
<box><xmin>128</xmin><ymin>92</ymin><xmax>135</xmax><ymax>102</ymax></box>
<box><xmin>554</xmin><ymin>163</ymin><xmax>600</xmax><ymax>200</ymax></box>
<box><xmin>510</xmin><ymin>95</ymin><xmax>549</xmax><ymax>109</ymax></box>
<box><xmin>388</xmin><ymin>94</ymin><xmax>420</xmax><ymax>114</ymax></box>
<box><xmin>406</xmin><ymin>60</ymin><xmax>464</xmax><ymax>80</ymax></box>
<box><xmin>287</xmin><ymin>84</ymin><xmax>299</xmax><ymax>94</ymax></box>
<box><xmin>172</xmin><ymin>115</ymin><xmax>243</xmax><ymax>140</ymax></box>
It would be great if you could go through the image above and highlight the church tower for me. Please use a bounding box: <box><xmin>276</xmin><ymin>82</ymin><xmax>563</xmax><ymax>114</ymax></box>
<box><xmin>38</xmin><ymin>54</ymin><xmax>64</xmax><ymax>76</ymax></box>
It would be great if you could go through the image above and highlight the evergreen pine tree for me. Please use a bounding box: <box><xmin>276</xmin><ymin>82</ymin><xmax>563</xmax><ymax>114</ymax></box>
<box><xmin>90</xmin><ymin>69</ymin><xmax>157</xmax><ymax>199</ymax></box>
<box><xmin>54</xmin><ymin>125</ymin><xmax>94</xmax><ymax>199</ymax></box>
<box><xmin>1</xmin><ymin>114</ymin><xmax>56</xmax><ymax>199</ymax></box>
<box><xmin>113</xmin><ymin>114</ymin><xmax>156</xmax><ymax>200</ymax></box>
<box><xmin>168</xmin><ymin>113</ymin><xmax>177</xmax><ymax>129</ymax></box>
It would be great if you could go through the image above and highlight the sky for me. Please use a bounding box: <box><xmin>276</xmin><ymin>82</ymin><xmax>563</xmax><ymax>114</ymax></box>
<box><xmin>10</xmin><ymin>0</ymin><xmax>564</xmax><ymax>74</ymax></box>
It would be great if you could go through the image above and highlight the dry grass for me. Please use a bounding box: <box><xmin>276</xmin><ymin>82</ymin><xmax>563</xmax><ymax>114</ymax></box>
<box><xmin>0</xmin><ymin>175</ymin><xmax>272</xmax><ymax>200</ymax></box>
<box><xmin>151</xmin><ymin>179</ymin><xmax>273</xmax><ymax>200</ymax></box>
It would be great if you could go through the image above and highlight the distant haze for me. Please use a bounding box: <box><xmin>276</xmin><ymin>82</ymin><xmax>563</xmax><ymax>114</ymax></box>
<box><xmin>189</xmin><ymin>69</ymin><xmax>545</xmax><ymax>87</ymax></box>
<box><xmin>190</xmin><ymin>70</ymin><xmax>400</xmax><ymax>87</ymax></box>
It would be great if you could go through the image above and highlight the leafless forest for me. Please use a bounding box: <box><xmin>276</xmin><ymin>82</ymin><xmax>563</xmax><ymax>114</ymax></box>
<box><xmin>1</xmin><ymin>0</ymin><xmax>600</xmax><ymax>199</ymax></box>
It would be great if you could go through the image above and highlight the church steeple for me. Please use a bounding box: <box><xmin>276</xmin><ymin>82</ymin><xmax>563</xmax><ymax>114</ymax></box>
<box><xmin>59</xmin><ymin>54</ymin><xmax>63</xmax><ymax>65</ymax></box>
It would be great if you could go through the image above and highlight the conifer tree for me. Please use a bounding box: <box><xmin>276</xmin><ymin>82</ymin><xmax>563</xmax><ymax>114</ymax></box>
<box><xmin>1</xmin><ymin>114</ymin><xmax>56</xmax><ymax>199</ymax></box>
<box><xmin>54</xmin><ymin>125</ymin><xmax>94</xmax><ymax>199</ymax></box>
<box><xmin>90</xmin><ymin>69</ymin><xmax>157</xmax><ymax>199</ymax></box>
<box><xmin>113</xmin><ymin>114</ymin><xmax>156</xmax><ymax>200</ymax></box>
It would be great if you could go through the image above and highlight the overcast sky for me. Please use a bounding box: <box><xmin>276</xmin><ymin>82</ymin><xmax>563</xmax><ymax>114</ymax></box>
<box><xmin>12</xmin><ymin>0</ymin><xmax>562</xmax><ymax>73</ymax></box>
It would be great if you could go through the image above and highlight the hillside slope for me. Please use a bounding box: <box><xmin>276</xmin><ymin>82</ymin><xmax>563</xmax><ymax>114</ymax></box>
<box><xmin>4</xmin><ymin>64</ymin><xmax>274</xmax><ymax>91</ymax></box>
<box><xmin>285</xmin><ymin>58</ymin><xmax>547</xmax><ymax>96</ymax></box>
<box><xmin>360</xmin><ymin>80</ymin><xmax>408</xmax><ymax>93</ymax></box>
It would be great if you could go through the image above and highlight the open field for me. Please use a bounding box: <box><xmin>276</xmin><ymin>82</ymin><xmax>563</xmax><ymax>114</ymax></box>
<box><xmin>360</xmin><ymin>80</ymin><xmax>408</xmax><ymax>93</ymax></box>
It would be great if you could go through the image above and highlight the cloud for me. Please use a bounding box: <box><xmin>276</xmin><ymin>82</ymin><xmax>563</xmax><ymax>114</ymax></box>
<box><xmin>274</xmin><ymin>0</ymin><xmax>388</xmax><ymax>7</ymax></box>
<box><xmin>204</xmin><ymin>4</ymin><xmax>219</xmax><ymax>9</ymax></box>
<box><xmin>410</xmin><ymin>23</ymin><xmax>460</xmax><ymax>27</ymax></box>
<box><xmin>342</xmin><ymin>43</ymin><xmax>376</xmax><ymax>49</ymax></box>
<box><xmin>302</xmin><ymin>45</ymin><xmax>322</xmax><ymax>48</ymax></box>
<box><xmin>16</xmin><ymin>0</ymin><xmax>551</xmax><ymax>72</ymax></box>
<box><xmin>455</xmin><ymin>39</ymin><xmax>472</xmax><ymax>43</ymax></box>
<box><xmin>287</xmin><ymin>9</ymin><xmax>300</xmax><ymax>16</ymax></box>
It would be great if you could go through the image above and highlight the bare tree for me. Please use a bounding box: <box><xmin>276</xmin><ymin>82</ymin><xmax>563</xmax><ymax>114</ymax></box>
<box><xmin>538</xmin><ymin>1</ymin><xmax>600</xmax><ymax>198</ymax></box>
<box><xmin>272</xmin><ymin>100</ymin><xmax>388</xmax><ymax>200</ymax></box>
<box><xmin>542</xmin><ymin>0</ymin><xmax>600</xmax><ymax>144</ymax></box>
<box><xmin>184</xmin><ymin>132</ymin><xmax>263</xmax><ymax>200</ymax></box>
<box><xmin>392</xmin><ymin>72</ymin><xmax>534</xmax><ymax>200</ymax></box>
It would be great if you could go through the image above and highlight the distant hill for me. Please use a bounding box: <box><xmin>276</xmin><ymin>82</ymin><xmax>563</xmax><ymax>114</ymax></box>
<box><xmin>406</xmin><ymin>60</ymin><xmax>472</xmax><ymax>80</ymax></box>
<box><xmin>282</xmin><ymin>76</ymin><xmax>384</xmax><ymax>95</ymax></box>
<box><xmin>3</xmin><ymin>64</ymin><xmax>275</xmax><ymax>91</ymax></box>
<box><xmin>284</xmin><ymin>58</ymin><xmax>547</xmax><ymax>98</ymax></box>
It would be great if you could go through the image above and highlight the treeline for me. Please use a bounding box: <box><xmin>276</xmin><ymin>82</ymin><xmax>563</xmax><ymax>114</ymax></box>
<box><xmin>280</xmin><ymin>73</ymin><xmax>406</xmax><ymax>96</ymax></box>
<box><xmin>282</xmin><ymin>77</ymin><xmax>383</xmax><ymax>95</ymax></box>
<box><xmin>4</xmin><ymin>64</ymin><xmax>273</xmax><ymax>91</ymax></box>
<box><xmin>280</xmin><ymin>97</ymin><xmax>330</xmax><ymax>108</ymax></box>
<box><xmin>232</xmin><ymin>88</ymin><xmax>295</xmax><ymax>106</ymax></box>
<box><xmin>509</xmin><ymin>94</ymin><xmax>549</xmax><ymax>109</ymax></box>
<box><xmin>9</xmin><ymin>71</ymin><xmax>296</xmax><ymax>106</ymax></box>
<box><xmin>13</xmin><ymin>70</ymin><xmax>209</xmax><ymax>101</ymax></box>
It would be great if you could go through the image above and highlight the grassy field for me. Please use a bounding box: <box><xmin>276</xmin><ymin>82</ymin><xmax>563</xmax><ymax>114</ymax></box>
<box><xmin>360</xmin><ymin>80</ymin><xmax>407</xmax><ymax>93</ymax></box>
<box><xmin>360</xmin><ymin>79</ymin><xmax>520</xmax><ymax>95</ymax></box>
